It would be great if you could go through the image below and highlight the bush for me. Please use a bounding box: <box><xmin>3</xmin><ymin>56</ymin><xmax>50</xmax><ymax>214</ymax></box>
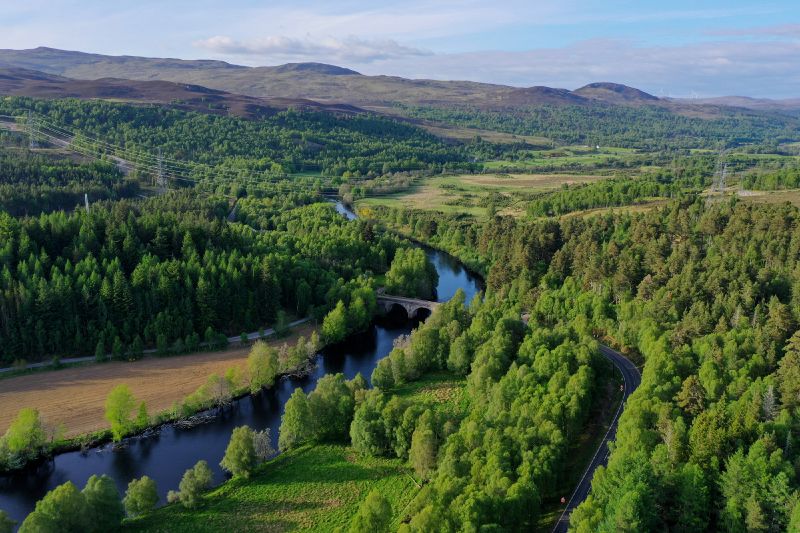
<box><xmin>347</xmin><ymin>489</ymin><xmax>392</xmax><ymax>533</ymax></box>
<box><xmin>176</xmin><ymin>460</ymin><xmax>213</xmax><ymax>508</ymax></box>
<box><xmin>123</xmin><ymin>476</ymin><xmax>158</xmax><ymax>517</ymax></box>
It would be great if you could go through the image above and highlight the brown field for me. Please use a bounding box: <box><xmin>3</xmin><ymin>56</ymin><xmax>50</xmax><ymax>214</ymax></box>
<box><xmin>0</xmin><ymin>324</ymin><xmax>315</xmax><ymax>438</ymax></box>
<box><xmin>736</xmin><ymin>189</ymin><xmax>800</xmax><ymax>207</ymax></box>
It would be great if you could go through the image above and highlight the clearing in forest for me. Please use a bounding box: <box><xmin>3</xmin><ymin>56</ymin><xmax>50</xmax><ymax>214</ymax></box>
<box><xmin>357</xmin><ymin>172</ymin><xmax>608</xmax><ymax>217</ymax></box>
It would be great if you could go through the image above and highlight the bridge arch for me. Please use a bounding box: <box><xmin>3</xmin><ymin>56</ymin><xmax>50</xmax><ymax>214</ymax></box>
<box><xmin>376</xmin><ymin>294</ymin><xmax>439</xmax><ymax>320</ymax></box>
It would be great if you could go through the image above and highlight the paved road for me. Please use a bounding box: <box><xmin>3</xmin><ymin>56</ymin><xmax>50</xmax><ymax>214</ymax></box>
<box><xmin>0</xmin><ymin>318</ymin><xmax>310</xmax><ymax>374</ymax></box>
<box><xmin>551</xmin><ymin>344</ymin><xmax>642</xmax><ymax>533</ymax></box>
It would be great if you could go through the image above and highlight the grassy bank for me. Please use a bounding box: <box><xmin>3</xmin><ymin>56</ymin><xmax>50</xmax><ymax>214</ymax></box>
<box><xmin>126</xmin><ymin>444</ymin><xmax>420</xmax><ymax>532</ymax></box>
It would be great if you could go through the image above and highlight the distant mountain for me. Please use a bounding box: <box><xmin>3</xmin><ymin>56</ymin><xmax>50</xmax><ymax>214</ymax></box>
<box><xmin>0</xmin><ymin>47</ymin><xmax>643</xmax><ymax>109</ymax></box>
<box><xmin>272</xmin><ymin>62</ymin><xmax>361</xmax><ymax>76</ymax></box>
<box><xmin>0</xmin><ymin>47</ymin><xmax>796</xmax><ymax>121</ymax></box>
<box><xmin>0</xmin><ymin>66</ymin><xmax>364</xmax><ymax>118</ymax></box>
<box><xmin>574</xmin><ymin>82</ymin><xmax>659</xmax><ymax>104</ymax></box>
<box><xmin>669</xmin><ymin>95</ymin><xmax>800</xmax><ymax>112</ymax></box>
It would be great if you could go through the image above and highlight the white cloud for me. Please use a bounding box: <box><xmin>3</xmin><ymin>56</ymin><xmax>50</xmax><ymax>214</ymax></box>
<box><xmin>707</xmin><ymin>23</ymin><xmax>800</xmax><ymax>38</ymax></box>
<box><xmin>194</xmin><ymin>35</ymin><xmax>431</xmax><ymax>63</ymax></box>
<box><xmin>355</xmin><ymin>38</ymin><xmax>800</xmax><ymax>98</ymax></box>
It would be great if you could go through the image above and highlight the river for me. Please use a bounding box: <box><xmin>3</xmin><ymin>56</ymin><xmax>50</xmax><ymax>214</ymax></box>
<box><xmin>0</xmin><ymin>202</ymin><xmax>481</xmax><ymax>525</ymax></box>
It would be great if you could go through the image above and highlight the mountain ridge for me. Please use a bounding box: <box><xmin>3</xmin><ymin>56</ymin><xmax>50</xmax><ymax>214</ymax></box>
<box><xmin>0</xmin><ymin>47</ymin><xmax>798</xmax><ymax>114</ymax></box>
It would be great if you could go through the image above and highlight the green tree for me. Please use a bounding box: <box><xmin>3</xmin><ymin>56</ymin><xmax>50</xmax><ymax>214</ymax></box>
<box><xmin>247</xmin><ymin>341</ymin><xmax>279</xmax><ymax>393</ymax></box>
<box><xmin>177</xmin><ymin>460</ymin><xmax>213</xmax><ymax>508</ymax></box>
<box><xmin>19</xmin><ymin>481</ymin><xmax>87</xmax><ymax>533</ymax></box>
<box><xmin>322</xmin><ymin>301</ymin><xmax>349</xmax><ymax>343</ymax></box>
<box><xmin>82</xmin><ymin>474</ymin><xmax>124</xmax><ymax>532</ymax></box>
<box><xmin>111</xmin><ymin>336</ymin><xmax>124</xmax><ymax>360</ymax></box>
<box><xmin>105</xmin><ymin>384</ymin><xmax>136</xmax><ymax>441</ymax></box>
<box><xmin>350</xmin><ymin>391</ymin><xmax>389</xmax><ymax>456</ymax></box>
<box><xmin>123</xmin><ymin>476</ymin><xmax>158</xmax><ymax>517</ymax></box>
<box><xmin>778</xmin><ymin>332</ymin><xmax>800</xmax><ymax>408</ymax></box>
<box><xmin>409</xmin><ymin>413</ymin><xmax>437</xmax><ymax>479</ymax></box>
<box><xmin>307</xmin><ymin>373</ymin><xmax>355</xmax><ymax>441</ymax></box>
<box><xmin>135</xmin><ymin>401</ymin><xmax>149</xmax><ymax>429</ymax></box>
<box><xmin>385</xmin><ymin>247</ymin><xmax>438</xmax><ymax>299</ymax></box>
<box><xmin>2</xmin><ymin>407</ymin><xmax>46</xmax><ymax>460</ymax></box>
<box><xmin>371</xmin><ymin>357</ymin><xmax>394</xmax><ymax>390</ymax></box>
<box><xmin>129</xmin><ymin>335</ymin><xmax>144</xmax><ymax>361</ymax></box>
<box><xmin>220</xmin><ymin>425</ymin><xmax>257</xmax><ymax>478</ymax></box>
<box><xmin>279</xmin><ymin>388</ymin><xmax>311</xmax><ymax>451</ymax></box>
<box><xmin>253</xmin><ymin>428</ymin><xmax>276</xmax><ymax>461</ymax></box>
<box><xmin>94</xmin><ymin>338</ymin><xmax>106</xmax><ymax>362</ymax></box>
<box><xmin>789</xmin><ymin>499</ymin><xmax>800</xmax><ymax>533</ymax></box>
<box><xmin>347</xmin><ymin>489</ymin><xmax>392</xmax><ymax>533</ymax></box>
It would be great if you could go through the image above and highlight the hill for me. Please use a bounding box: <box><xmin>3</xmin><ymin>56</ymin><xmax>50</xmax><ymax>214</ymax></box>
<box><xmin>574</xmin><ymin>82</ymin><xmax>659</xmax><ymax>104</ymax></box>
<box><xmin>4</xmin><ymin>47</ymin><xmax>799</xmax><ymax>120</ymax></box>
<box><xmin>669</xmin><ymin>95</ymin><xmax>800</xmax><ymax>112</ymax></box>
<box><xmin>0</xmin><ymin>47</ymin><xmax>634</xmax><ymax>109</ymax></box>
<box><xmin>0</xmin><ymin>66</ymin><xmax>364</xmax><ymax>118</ymax></box>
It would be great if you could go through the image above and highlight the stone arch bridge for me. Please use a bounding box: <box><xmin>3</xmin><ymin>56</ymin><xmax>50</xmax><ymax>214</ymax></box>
<box><xmin>377</xmin><ymin>294</ymin><xmax>439</xmax><ymax>319</ymax></box>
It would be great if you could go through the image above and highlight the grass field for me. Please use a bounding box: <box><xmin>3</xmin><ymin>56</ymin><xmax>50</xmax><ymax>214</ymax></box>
<box><xmin>358</xmin><ymin>172</ymin><xmax>609</xmax><ymax>217</ymax></box>
<box><xmin>125</xmin><ymin>444</ymin><xmax>420</xmax><ymax>533</ymax></box>
<box><xmin>392</xmin><ymin>372</ymin><xmax>469</xmax><ymax>419</ymax></box>
<box><xmin>0</xmin><ymin>324</ymin><xmax>316</xmax><ymax>438</ymax></box>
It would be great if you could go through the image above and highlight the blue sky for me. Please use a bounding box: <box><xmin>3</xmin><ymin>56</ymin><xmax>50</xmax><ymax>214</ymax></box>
<box><xmin>1</xmin><ymin>0</ymin><xmax>799</xmax><ymax>97</ymax></box>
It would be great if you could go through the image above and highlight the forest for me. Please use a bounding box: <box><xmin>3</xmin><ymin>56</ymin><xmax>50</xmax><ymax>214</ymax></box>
<box><xmin>396</xmin><ymin>103</ymin><xmax>800</xmax><ymax>149</ymax></box>
<box><xmin>0</xmin><ymin>193</ymin><xmax>408</xmax><ymax>363</ymax></box>
<box><xmin>0</xmin><ymin>148</ymin><xmax>139</xmax><ymax>216</ymax></box>
<box><xmin>366</xmin><ymin>197</ymin><xmax>800</xmax><ymax>531</ymax></box>
<box><xmin>3</xmin><ymin>88</ymin><xmax>800</xmax><ymax>533</ymax></box>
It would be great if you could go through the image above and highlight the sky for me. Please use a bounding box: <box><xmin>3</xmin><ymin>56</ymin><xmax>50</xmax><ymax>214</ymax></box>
<box><xmin>0</xmin><ymin>0</ymin><xmax>799</xmax><ymax>98</ymax></box>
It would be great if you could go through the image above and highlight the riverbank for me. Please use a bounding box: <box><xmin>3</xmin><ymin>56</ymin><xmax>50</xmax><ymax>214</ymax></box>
<box><xmin>0</xmin><ymin>318</ymin><xmax>311</xmax><ymax>378</ymax></box>
<box><xmin>0</xmin><ymin>323</ymin><xmax>317</xmax><ymax>438</ymax></box>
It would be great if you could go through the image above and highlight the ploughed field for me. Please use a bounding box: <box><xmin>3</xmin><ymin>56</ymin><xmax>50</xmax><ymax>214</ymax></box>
<box><xmin>0</xmin><ymin>324</ymin><xmax>315</xmax><ymax>438</ymax></box>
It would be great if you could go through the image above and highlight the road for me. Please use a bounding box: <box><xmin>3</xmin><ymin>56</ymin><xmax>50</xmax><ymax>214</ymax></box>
<box><xmin>551</xmin><ymin>344</ymin><xmax>642</xmax><ymax>533</ymax></box>
<box><xmin>0</xmin><ymin>318</ymin><xmax>310</xmax><ymax>374</ymax></box>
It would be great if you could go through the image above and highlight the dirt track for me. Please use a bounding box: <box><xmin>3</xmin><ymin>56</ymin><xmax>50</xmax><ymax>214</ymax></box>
<box><xmin>0</xmin><ymin>324</ymin><xmax>315</xmax><ymax>438</ymax></box>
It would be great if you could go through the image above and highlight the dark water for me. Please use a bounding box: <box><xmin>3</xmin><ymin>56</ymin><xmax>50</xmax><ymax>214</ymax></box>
<box><xmin>0</xmin><ymin>202</ymin><xmax>481</xmax><ymax>525</ymax></box>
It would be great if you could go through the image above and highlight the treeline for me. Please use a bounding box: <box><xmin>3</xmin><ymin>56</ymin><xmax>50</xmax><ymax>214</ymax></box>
<box><xmin>740</xmin><ymin>167</ymin><xmax>800</xmax><ymax>190</ymax></box>
<box><xmin>396</xmin><ymin>104</ymin><xmax>800</xmax><ymax>149</ymax></box>
<box><xmin>0</xmin><ymin>97</ymin><xmax>482</xmax><ymax>178</ymax></box>
<box><xmin>526</xmin><ymin>169</ymin><xmax>705</xmax><ymax>217</ymax></box>
<box><xmin>0</xmin><ymin>149</ymin><xmax>139</xmax><ymax>216</ymax></box>
<box><xmin>0</xmin><ymin>194</ymin><xmax>401</xmax><ymax>363</ymax></box>
<box><xmin>369</xmin><ymin>198</ymin><xmax>800</xmax><ymax>530</ymax></box>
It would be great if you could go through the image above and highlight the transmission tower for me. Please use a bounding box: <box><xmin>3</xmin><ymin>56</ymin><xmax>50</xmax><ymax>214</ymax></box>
<box><xmin>720</xmin><ymin>163</ymin><xmax>728</xmax><ymax>192</ymax></box>
<box><xmin>156</xmin><ymin>148</ymin><xmax>167</xmax><ymax>194</ymax></box>
<box><xmin>27</xmin><ymin>111</ymin><xmax>38</xmax><ymax>149</ymax></box>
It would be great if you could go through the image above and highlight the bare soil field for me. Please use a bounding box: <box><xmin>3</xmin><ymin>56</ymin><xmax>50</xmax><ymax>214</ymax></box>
<box><xmin>0</xmin><ymin>324</ymin><xmax>315</xmax><ymax>438</ymax></box>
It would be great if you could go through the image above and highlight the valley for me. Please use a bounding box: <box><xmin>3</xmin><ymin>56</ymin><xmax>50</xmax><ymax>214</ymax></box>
<box><xmin>0</xmin><ymin>27</ymin><xmax>799</xmax><ymax>533</ymax></box>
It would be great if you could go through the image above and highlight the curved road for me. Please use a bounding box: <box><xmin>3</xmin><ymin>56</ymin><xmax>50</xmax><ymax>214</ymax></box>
<box><xmin>552</xmin><ymin>344</ymin><xmax>642</xmax><ymax>533</ymax></box>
